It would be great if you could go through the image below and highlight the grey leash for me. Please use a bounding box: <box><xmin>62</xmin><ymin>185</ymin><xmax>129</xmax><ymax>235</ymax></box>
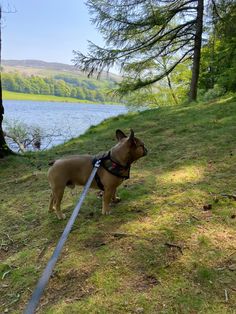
<box><xmin>24</xmin><ymin>160</ymin><xmax>101</xmax><ymax>314</ymax></box>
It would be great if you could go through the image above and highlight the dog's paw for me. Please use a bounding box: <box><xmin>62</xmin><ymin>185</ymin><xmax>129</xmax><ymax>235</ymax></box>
<box><xmin>56</xmin><ymin>213</ymin><xmax>66</xmax><ymax>220</ymax></box>
<box><xmin>61</xmin><ymin>213</ymin><xmax>66</xmax><ymax>220</ymax></box>
<box><xmin>102</xmin><ymin>209</ymin><xmax>111</xmax><ymax>215</ymax></box>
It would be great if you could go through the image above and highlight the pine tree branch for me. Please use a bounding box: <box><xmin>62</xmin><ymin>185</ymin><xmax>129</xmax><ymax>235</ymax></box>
<box><xmin>73</xmin><ymin>18</ymin><xmax>196</xmax><ymax>76</ymax></box>
<box><xmin>117</xmin><ymin>48</ymin><xmax>194</xmax><ymax>94</ymax></box>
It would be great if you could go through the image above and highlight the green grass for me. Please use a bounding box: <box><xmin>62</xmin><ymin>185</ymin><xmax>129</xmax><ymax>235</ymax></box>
<box><xmin>1</xmin><ymin>95</ymin><xmax>236</xmax><ymax>313</ymax></box>
<box><xmin>3</xmin><ymin>90</ymin><xmax>109</xmax><ymax>104</ymax></box>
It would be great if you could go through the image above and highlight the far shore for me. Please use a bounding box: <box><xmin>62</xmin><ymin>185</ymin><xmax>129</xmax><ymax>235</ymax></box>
<box><xmin>2</xmin><ymin>90</ymin><xmax>120</xmax><ymax>105</ymax></box>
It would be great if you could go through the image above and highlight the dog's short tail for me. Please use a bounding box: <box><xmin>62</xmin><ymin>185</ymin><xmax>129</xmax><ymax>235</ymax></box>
<box><xmin>48</xmin><ymin>160</ymin><xmax>55</xmax><ymax>166</ymax></box>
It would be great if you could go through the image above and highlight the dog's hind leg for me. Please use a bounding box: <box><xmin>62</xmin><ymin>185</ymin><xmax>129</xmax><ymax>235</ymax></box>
<box><xmin>49</xmin><ymin>192</ymin><xmax>55</xmax><ymax>212</ymax></box>
<box><xmin>54</xmin><ymin>187</ymin><xmax>66</xmax><ymax>220</ymax></box>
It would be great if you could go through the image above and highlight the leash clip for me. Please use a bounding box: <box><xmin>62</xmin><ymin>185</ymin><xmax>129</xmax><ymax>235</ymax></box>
<box><xmin>94</xmin><ymin>159</ymin><xmax>101</xmax><ymax>168</ymax></box>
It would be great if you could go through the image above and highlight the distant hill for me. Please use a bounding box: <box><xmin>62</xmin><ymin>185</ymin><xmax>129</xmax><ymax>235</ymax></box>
<box><xmin>1</xmin><ymin>59</ymin><xmax>121</xmax><ymax>82</ymax></box>
<box><xmin>2</xmin><ymin>59</ymin><xmax>76</xmax><ymax>71</ymax></box>
<box><xmin>1</xmin><ymin>60</ymin><xmax>122</xmax><ymax>103</ymax></box>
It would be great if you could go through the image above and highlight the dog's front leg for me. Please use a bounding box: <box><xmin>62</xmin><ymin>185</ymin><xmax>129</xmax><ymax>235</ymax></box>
<box><xmin>102</xmin><ymin>187</ymin><xmax>114</xmax><ymax>215</ymax></box>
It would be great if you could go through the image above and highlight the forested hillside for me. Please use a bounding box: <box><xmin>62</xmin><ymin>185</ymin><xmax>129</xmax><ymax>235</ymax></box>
<box><xmin>1</xmin><ymin>60</ymin><xmax>120</xmax><ymax>103</ymax></box>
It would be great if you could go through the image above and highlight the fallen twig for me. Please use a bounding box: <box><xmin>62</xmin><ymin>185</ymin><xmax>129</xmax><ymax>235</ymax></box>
<box><xmin>37</xmin><ymin>240</ymin><xmax>53</xmax><ymax>262</ymax></box>
<box><xmin>0</xmin><ymin>239</ymin><xmax>9</xmax><ymax>252</ymax></box>
<box><xmin>187</xmin><ymin>197</ymin><xmax>200</xmax><ymax>208</ymax></box>
<box><xmin>216</xmin><ymin>266</ymin><xmax>226</xmax><ymax>271</ymax></box>
<box><xmin>227</xmin><ymin>251</ymin><xmax>236</xmax><ymax>258</ymax></box>
<box><xmin>2</xmin><ymin>270</ymin><xmax>11</xmax><ymax>280</ymax></box>
<box><xmin>37</xmin><ymin>246</ymin><xmax>48</xmax><ymax>262</ymax></box>
<box><xmin>224</xmin><ymin>289</ymin><xmax>229</xmax><ymax>302</ymax></box>
<box><xmin>190</xmin><ymin>215</ymin><xmax>200</xmax><ymax>221</ymax></box>
<box><xmin>111</xmin><ymin>232</ymin><xmax>133</xmax><ymax>239</ymax></box>
<box><xmin>3</xmin><ymin>232</ymin><xmax>14</xmax><ymax>244</ymax></box>
<box><xmin>110</xmin><ymin>232</ymin><xmax>153</xmax><ymax>243</ymax></box>
<box><xmin>164</xmin><ymin>242</ymin><xmax>183</xmax><ymax>254</ymax></box>
<box><xmin>221</xmin><ymin>194</ymin><xmax>236</xmax><ymax>201</ymax></box>
<box><xmin>8</xmin><ymin>293</ymin><xmax>21</xmax><ymax>306</ymax></box>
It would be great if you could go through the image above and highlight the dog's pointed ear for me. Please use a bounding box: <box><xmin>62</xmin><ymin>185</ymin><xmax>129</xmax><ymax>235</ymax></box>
<box><xmin>128</xmin><ymin>129</ymin><xmax>137</xmax><ymax>145</ymax></box>
<box><xmin>116</xmin><ymin>129</ymin><xmax>127</xmax><ymax>141</ymax></box>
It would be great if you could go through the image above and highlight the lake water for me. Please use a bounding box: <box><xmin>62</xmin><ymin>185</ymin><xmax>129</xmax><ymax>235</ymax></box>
<box><xmin>3</xmin><ymin>100</ymin><xmax>128</xmax><ymax>150</ymax></box>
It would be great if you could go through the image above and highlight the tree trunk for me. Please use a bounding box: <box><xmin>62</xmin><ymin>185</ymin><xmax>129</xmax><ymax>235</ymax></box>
<box><xmin>189</xmin><ymin>0</ymin><xmax>204</xmax><ymax>101</ymax></box>
<box><xmin>0</xmin><ymin>6</ymin><xmax>14</xmax><ymax>158</ymax></box>
<box><xmin>0</xmin><ymin>70</ymin><xmax>13</xmax><ymax>158</ymax></box>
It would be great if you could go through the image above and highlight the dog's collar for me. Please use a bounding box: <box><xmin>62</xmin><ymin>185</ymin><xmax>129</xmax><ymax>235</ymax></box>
<box><xmin>109</xmin><ymin>151</ymin><xmax>131</xmax><ymax>170</ymax></box>
<box><xmin>103</xmin><ymin>151</ymin><xmax>130</xmax><ymax>179</ymax></box>
<box><xmin>92</xmin><ymin>151</ymin><xmax>130</xmax><ymax>190</ymax></box>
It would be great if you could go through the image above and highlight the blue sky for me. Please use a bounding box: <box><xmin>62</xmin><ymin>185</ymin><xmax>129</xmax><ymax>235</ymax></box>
<box><xmin>1</xmin><ymin>0</ymin><xmax>104</xmax><ymax>64</ymax></box>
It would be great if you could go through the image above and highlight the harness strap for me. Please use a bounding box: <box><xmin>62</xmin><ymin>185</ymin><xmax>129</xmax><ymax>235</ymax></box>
<box><xmin>94</xmin><ymin>173</ymin><xmax>104</xmax><ymax>191</ymax></box>
<box><xmin>92</xmin><ymin>151</ymin><xmax>130</xmax><ymax>190</ymax></box>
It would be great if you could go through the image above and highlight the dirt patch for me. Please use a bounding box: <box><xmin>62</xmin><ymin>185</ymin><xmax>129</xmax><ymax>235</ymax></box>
<box><xmin>83</xmin><ymin>237</ymin><xmax>108</xmax><ymax>249</ymax></box>
<box><xmin>0</xmin><ymin>233</ymin><xmax>22</xmax><ymax>260</ymax></box>
<box><xmin>38</xmin><ymin>267</ymin><xmax>96</xmax><ymax>312</ymax></box>
<box><xmin>216</xmin><ymin>252</ymin><xmax>236</xmax><ymax>271</ymax></box>
<box><xmin>130</xmin><ymin>273</ymin><xmax>160</xmax><ymax>292</ymax></box>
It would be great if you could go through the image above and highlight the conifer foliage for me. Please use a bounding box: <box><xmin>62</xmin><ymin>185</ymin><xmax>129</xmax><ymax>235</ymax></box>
<box><xmin>73</xmin><ymin>0</ymin><xmax>204</xmax><ymax>101</ymax></box>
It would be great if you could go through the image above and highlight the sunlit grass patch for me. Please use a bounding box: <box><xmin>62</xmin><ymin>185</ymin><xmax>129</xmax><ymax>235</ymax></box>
<box><xmin>158</xmin><ymin>164</ymin><xmax>205</xmax><ymax>185</ymax></box>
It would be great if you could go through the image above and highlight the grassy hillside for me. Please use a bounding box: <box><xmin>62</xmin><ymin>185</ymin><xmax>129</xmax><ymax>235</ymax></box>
<box><xmin>0</xmin><ymin>95</ymin><xmax>236</xmax><ymax>313</ymax></box>
<box><xmin>2</xmin><ymin>90</ymin><xmax>102</xmax><ymax>104</ymax></box>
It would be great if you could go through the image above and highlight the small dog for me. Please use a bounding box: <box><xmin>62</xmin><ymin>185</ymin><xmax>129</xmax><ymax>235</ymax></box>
<box><xmin>48</xmin><ymin>129</ymin><xmax>147</xmax><ymax>219</ymax></box>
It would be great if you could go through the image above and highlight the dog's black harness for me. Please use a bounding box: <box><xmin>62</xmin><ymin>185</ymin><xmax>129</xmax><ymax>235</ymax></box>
<box><xmin>92</xmin><ymin>151</ymin><xmax>130</xmax><ymax>191</ymax></box>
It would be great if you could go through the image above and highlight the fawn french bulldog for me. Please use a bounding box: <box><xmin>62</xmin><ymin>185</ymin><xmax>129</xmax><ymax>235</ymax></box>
<box><xmin>47</xmin><ymin>129</ymin><xmax>147</xmax><ymax>219</ymax></box>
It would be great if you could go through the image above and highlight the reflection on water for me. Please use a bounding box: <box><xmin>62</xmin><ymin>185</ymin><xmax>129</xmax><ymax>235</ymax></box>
<box><xmin>3</xmin><ymin>100</ymin><xmax>128</xmax><ymax>150</ymax></box>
